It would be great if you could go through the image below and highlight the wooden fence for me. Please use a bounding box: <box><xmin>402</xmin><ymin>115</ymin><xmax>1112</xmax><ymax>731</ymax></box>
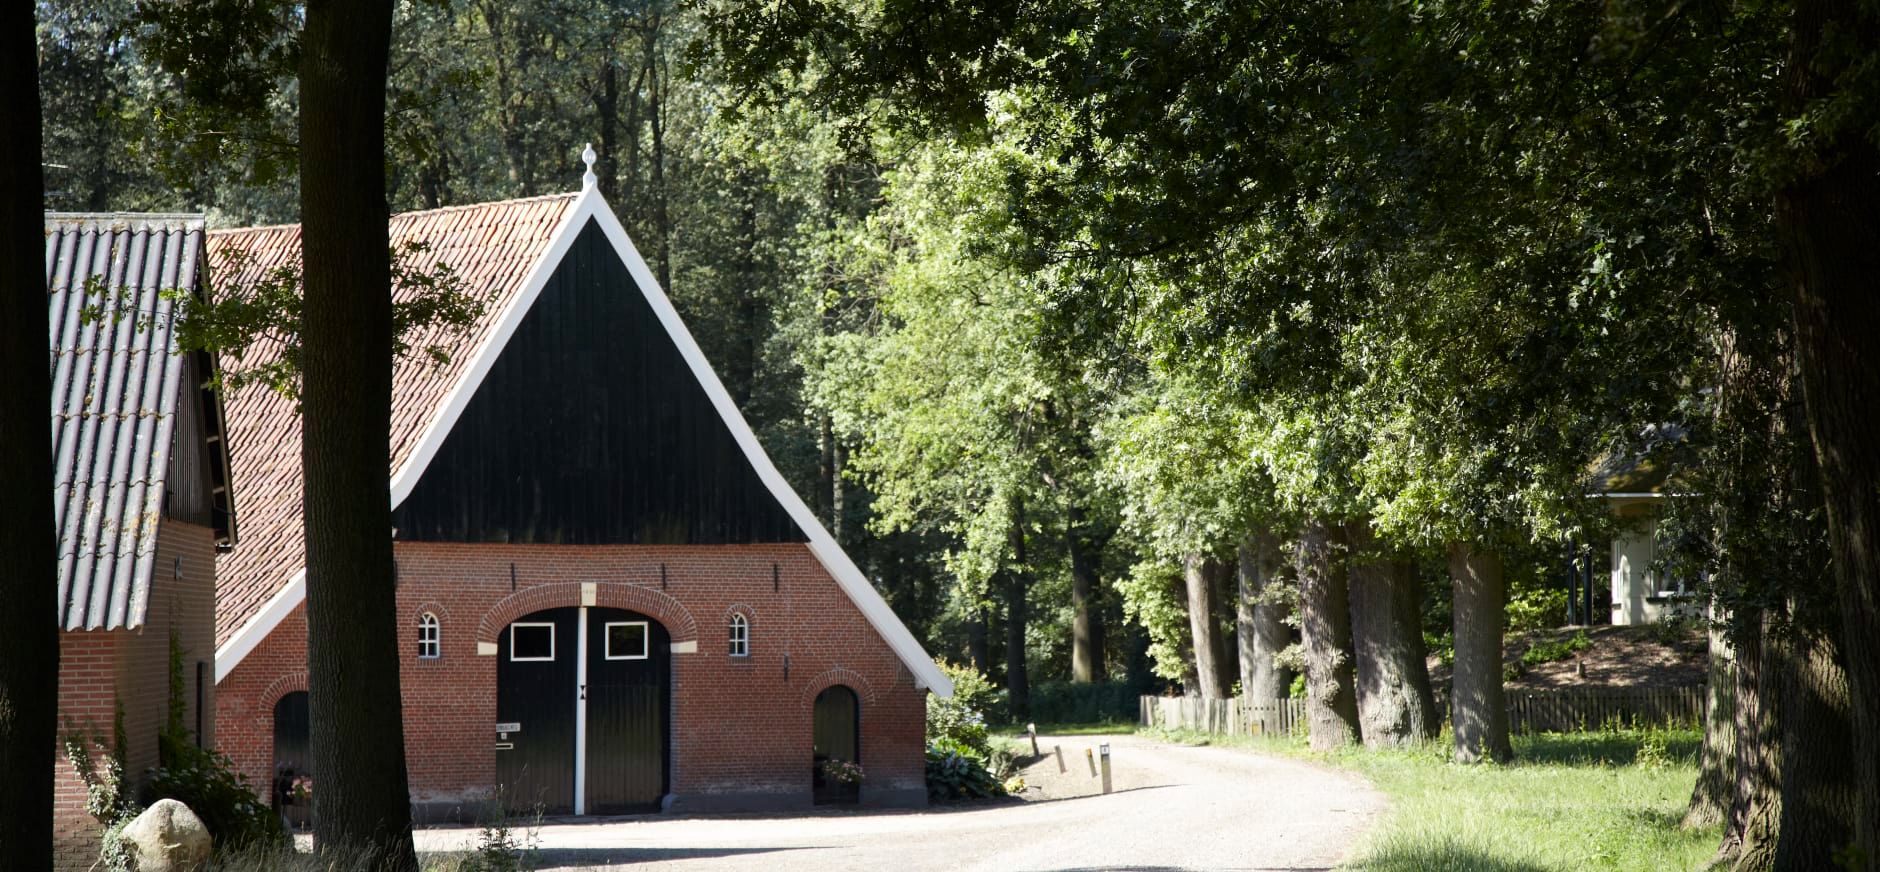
<box><xmin>1505</xmin><ymin>687</ymin><xmax>1703</xmax><ymax>733</ymax></box>
<box><xmin>1141</xmin><ymin>686</ymin><xmax>1704</xmax><ymax>737</ymax></box>
<box><xmin>1138</xmin><ymin>695</ymin><xmax>1308</xmax><ymax>738</ymax></box>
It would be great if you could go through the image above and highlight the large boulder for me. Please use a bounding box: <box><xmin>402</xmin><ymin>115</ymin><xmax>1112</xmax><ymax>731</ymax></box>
<box><xmin>119</xmin><ymin>799</ymin><xmax>213</xmax><ymax>871</ymax></box>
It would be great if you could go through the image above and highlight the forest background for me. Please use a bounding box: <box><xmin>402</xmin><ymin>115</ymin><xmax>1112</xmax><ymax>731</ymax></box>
<box><xmin>30</xmin><ymin>0</ymin><xmax>1880</xmax><ymax>868</ymax></box>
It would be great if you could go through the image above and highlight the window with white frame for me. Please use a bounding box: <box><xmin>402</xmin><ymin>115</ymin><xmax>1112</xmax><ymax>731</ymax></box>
<box><xmin>509</xmin><ymin>622</ymin><xmax>555</xmax><ymax>661</ymax></box>
<box><xmin>729</xmin><ymin>613</ymin><xmax>749</xmax><ymax>657</ymax></box>
<box><xmin>605</xmin><ymin>621</ymin><xmax>649</xmax><ymax>660</ymax></box>
<box><xmin>417</xmin><ymin>612</ymin><xmax>441</xmax><ymax>659</ymax></box>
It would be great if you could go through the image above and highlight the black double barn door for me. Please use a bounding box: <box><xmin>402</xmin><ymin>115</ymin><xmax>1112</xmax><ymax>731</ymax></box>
<box><xmin>496</xmin><ymin>606</ymin><xmax>669</xmax><ymax>815</ymax></box>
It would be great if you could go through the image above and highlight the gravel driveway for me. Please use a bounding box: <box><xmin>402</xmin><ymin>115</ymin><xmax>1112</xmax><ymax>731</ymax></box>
<box><xmin>413</xmin><ymin>733</ymin><xmax>1385</xmax><ymax>871</ymax></box>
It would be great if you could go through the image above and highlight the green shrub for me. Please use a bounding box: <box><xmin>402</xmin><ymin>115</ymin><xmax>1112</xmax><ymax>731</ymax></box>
<box><xmin>139</xmin><ymin>738</ymin><xmax>286</xmax><ymax>853</ymax></box>
<box><xmin>1521</xmin><ymin>630</ymin><xmax>1592</xmax><ymax>667</ymax></box>
<box><xmin>924</xmin><ymin>739</ymin><xmax>1008</xmax><ymax>801</ymax></box>
<box><xmin>1506</xmin><ymin>587</ymin><xmax>1569</xmax><ymax>633</ymax></box>
<box><xmin>1646</xmin><ymin>614</ymin><xmax>1698</xmax><ymax>646</ymax></box>
<box><xmin>137</xmin><ymin>629</ymin><xmax>286</xmax><ymax>853</ymax></box>
<box><xmin>1023</xmin><ymin>681</ymin><xmax>1141</xmax><ymax>725</ymax></box>
<box><xmin>928</xmin><ymin>661</ymin><xmax>998</xmax><ymax>756</ymax></box>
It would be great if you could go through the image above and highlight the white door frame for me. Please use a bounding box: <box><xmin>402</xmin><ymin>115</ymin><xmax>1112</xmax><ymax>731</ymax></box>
<box><xmin>574</xmin><ymin>606</ymin><xmax>589</xmax><ymax>815</ymax></box>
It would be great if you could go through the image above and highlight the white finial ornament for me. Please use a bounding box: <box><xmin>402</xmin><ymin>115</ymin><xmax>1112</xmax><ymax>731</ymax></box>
<box><xmin>581</xmin><ymin>143</ymin><xmax>597</xmax><ymax>190</ymax></box>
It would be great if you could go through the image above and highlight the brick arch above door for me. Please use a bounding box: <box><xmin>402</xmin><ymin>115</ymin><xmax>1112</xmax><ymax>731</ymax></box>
<box><xmin>475</xmin><ymin>582</ymin><xmax>698</xmax><ymax>647</ymax></box>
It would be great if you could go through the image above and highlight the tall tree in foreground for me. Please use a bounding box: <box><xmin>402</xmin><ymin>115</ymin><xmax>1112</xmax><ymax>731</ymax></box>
<box><xmin>1778</xmin><ymin>0</ymin><xmax>1880</xmax><ymax>864</ymax></box>
<box><xmin>1237</xmin><ymin>533</ymin><xmax>1292</xmax><ymax>701</ymax></box>
<box><xmin>1296</xmin><ymin>521</ymin><xmax>1360</xmax><ymax>750</ymax></box>
<box><xmin>298</xmin><ymin>0</ymin><xmax>418</xmax><ymax>865</ymax></box>
<box><xmin>0</xmin><ymin>2</ymin><xmax>56</xmax><ymax>866</ymax></box>
<box><xmin>1448</xmin><ymin>543</ymin><xmax>1511</xmax><ymax>763</ymax></box>
<box><xmin>1342</xmin><ymin>521</ymin><xmax>1439</xmax><ymax>747</ymax></box>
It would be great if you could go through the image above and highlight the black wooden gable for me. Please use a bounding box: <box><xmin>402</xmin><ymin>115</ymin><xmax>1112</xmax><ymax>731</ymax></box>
<box><xmin>392</xmin><ymin>219</ymin><xmax>806</xmax><ymax>545</ymax></box>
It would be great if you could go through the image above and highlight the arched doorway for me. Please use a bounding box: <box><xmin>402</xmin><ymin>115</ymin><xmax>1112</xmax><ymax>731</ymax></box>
<box><xmin>272</xmin><ymin>691</ymin><xmax>312</xmax><ymax>830</ymax></box>
<box><xmin>496</xmin><ymin>606</ymin><xmax>670</xmax><ymax>815</ymax></box>
<box><xmin>812</xmin><ymin>685</ymin><xmax>860</xmax><ymax>805</ymax></box>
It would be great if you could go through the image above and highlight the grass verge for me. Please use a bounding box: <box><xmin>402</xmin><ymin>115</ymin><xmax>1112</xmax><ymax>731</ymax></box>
<box><xmin>990</xmin><ymin>720</ymin><xmax>1140</xmax><ymax>737</ymax></box>
<box><xmin>1146</xmin><ymin>726</ymin><xmax>1719</xmax><ymax>872</ymax></box>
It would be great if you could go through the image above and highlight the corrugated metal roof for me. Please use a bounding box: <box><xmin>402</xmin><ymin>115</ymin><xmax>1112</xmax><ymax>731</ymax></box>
<box><xmin>210</xmin><ymin>193</ymin><xmax>579</xmax><ymax>647</ymax></box>
<box><xmin>45</xmin><ymin>213</ymin><xmax>204</xmax><ymax>631</ymax></box>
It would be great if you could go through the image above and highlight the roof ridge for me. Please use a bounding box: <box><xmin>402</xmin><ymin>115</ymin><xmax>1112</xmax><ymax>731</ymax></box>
<box><xmin>46</xmin><ymin>212</ymin><xmax>206</xmax><ymax>229</ymax></box>
<box><xmin>207</xmin><ymin>192</ymin><xmax>581</xmax><ymax>237</ymax></box>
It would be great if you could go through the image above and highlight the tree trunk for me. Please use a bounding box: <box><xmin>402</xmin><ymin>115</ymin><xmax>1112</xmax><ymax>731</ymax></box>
<box><xmin>1772</xmin><ymin>624</ymin><xmax>1858</xmax><ymax>871</ymax></box>
<box><xmin>1237</xmin><ymin>532</ymin><xmax>1291</xmax><ymax>700</ymax></box>
<box><xmin>1779</xmin><ymin>3</ymin><xmax>1880</xmax><ymax>865</ymax></box>
<box><xmin>733</xmin><ymin>178</ymin><xmax>761</xmax><ymax>408</ymax></box>
<box><xmin>298</xmin><ymin>1</ymin><xmax>417</xmax><ymax>865</ymax></box>
<box><xmin>1448</xmin><ymin>541</ymin><xmax>1511</xmax><ymax>763</ymax></box>
<box><xmin>0</xmin><ymin>5</ymin><xmax>56</xmax><ymax>866</ymax></box>
<box><xmin>1182</xmin><ymin>552</ymin><xmax>1232</xmax><ymax>699</ymax></box>
<box><xmin>593</xmin><ymin>59</ymin><xmax>619</xmax><ymax>202</ymax></box>
<box><xmin>643</xmin><ymin>15</ymin><xmax>673</xmax><ymax>293</ymax></box>
<box><xmin>831</xmin><ymin>441</ymin><xmax>846</xmax><ymax>545</ymax></box>
<box><xmin>1296</xmin><ymin>520</ymin><xmax>1360</xmax><ymax>749</ymax></box>
<box><xmin>1686</xmin><ymin>598</ymin><xmax>1736</xmax><ymax>829</ymax></box>
<box><xmin>968</xmin><ymin>608</ymin><xmax>991</xmax><ymax>676</ymax></box>
<box><xmin>1720</xmin><ymin>613</ymin><xmax>1779</xmax><ymax>871</ymax></box>
<box><xmin>1346</xmin><ymin>521</ymin><xmax>1439</xmax><ymax>747</ymax></box>
<box><xmin>816</xmin><ymin>413</ymin><xmax>833</xmax><ymax>521</ymax></box>
<box><xmin>1005</xmin><ymin>515</ymin><xmax>1031</xmax><ymax>721</ymax></box>
<box><xmin>1066</xmin><ymin>505</ymin><xmax>1103</xmax><ymax>683</ymax></box>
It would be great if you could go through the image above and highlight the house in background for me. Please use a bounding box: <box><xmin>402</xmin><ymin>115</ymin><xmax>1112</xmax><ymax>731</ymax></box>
<box><xmin>1588</xmin><ymin>427</ymin><xmax>1698</xmax><ymax>627</ymax></box>
<box><xmin>45</xmin><ymin>214</ymin><xmax>237</xmax><ymax>869</ymax></box>
<box><xmin>210</xmin><ymin>156</ymin><xmax>949</xmax><ymax>821</ymax></box>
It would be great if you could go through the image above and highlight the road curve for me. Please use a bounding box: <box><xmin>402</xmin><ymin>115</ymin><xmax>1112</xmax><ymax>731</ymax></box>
<box><xmin>412</xmin><ymin>733</ymin><xmax>1385</xmax><ymax>871</ymax></box>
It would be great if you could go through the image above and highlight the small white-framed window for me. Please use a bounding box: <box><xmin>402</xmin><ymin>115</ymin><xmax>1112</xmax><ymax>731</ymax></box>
<box><xmin>509</xmin><ymin>622</ymin><xmax>555</xmax><ymax>662</ymax></box>
<box><xmin>604</xmin><ymin>621</ymin><xmax>649</xmax><ymax>660</ymax></box>
<box><xmin>417</xmin><ymin>612</ymin><xmax>441</xmax><ymax>660</ymax></box>
<box><xmin>728</xmin><ymin>613</ymin><xmax>749</xmax><ymax>657</ymax></box>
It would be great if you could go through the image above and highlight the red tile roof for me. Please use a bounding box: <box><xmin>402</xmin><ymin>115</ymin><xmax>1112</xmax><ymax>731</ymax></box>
<box><xmin>211</xmin><ymin>193</ymin><xmax>578</xmax><ymax>646</ymax></box>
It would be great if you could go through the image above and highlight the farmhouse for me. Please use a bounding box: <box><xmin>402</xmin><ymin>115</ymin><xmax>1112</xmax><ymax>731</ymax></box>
<box><xmin>45</xmin><ymin>213</ymin><xmax>236</xmax><ymax>867</ymax></box>
<box><xmin>210</xmin><ymin>159</ymin><xmax>949</xmax><ymax>820</ymax></box>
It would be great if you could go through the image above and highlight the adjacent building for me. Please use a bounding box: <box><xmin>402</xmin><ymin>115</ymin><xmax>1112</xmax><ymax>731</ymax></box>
<box><xmin>46</xmin><ymin>213</ymin><xmax>236</xmax><ymax>867</ymax></box>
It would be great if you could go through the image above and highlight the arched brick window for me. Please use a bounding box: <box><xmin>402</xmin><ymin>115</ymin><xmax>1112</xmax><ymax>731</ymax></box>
<box><xmin>417</xmin><ymin>612</ymin><xmax>441</xmax><ymax>659</ymax></box>
<box><xmin>728</xmin><ymin>612</ymin><xmax>749</xmax><ymax>657</ymax></box>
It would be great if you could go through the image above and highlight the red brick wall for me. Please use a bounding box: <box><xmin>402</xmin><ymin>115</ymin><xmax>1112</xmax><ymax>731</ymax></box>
<box><xmin>216</xmin><ymin>543</ymin><xmax>929</xmax><ymax>815</ymax></box>
<box><xmin>54</xmin><ymin>630</ymin><xmax>118</xmax><ymax>870</ymax></box>
<box><xmin>53</xmin><ymin>521</ymin><xmax>222</xmax><ymax>870</ymax></box>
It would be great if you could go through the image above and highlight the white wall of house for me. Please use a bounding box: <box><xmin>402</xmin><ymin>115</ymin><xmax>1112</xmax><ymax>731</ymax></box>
<box><xmin>1610</xmin><ymin>519</ymin><xmax>1659</xmax><ymax>626</ymax></box>
<box><xmin>1608</xmin><ymin>499</ymin><xmax>1697</xmax><ymax>626</ymax></box>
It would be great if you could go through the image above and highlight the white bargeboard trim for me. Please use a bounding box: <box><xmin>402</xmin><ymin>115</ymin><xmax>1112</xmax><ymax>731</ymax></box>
<box><xmin>214</xmin><ymin>569</ymin><xmax>304</xmax><ymax>684</ymax></box>
<box><xmin>212</xmin><ymin>187</ymin><xmax>951</xmax><ymax>697</ymax></box>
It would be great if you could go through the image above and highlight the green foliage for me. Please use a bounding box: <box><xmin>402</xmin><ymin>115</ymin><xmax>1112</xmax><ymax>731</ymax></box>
<box><xmin>61</xmin><ymin>703</ymin><xmax>131</xmax><ymax>825</ymax></box>
<box><xmin>1644</xmin><ymin>614</ymin><xmax>1698</xmax><ymax>647</ymax></box>
<box><xmin>927</xmin><ymin>660</ymin><xmax>998</xmax><ymax>756</ymax></box>
<box><xmin>138</xmin><ymin>745</ymin><xmax>286</xmax><ymax>854</ymax></box>
<box><xmin>1115</xmin><ymin>559</ymin><xmax>1191</xmax><ymax>681</ymax></box>
<box><xmin>462</xmin><ymin>804</ymin><xmax>536</xmax><ymax>872</ymax></box>
<box><xmin>143</xmin><ymin>633</ymin><xmax>287</xmax><ymax>853</ymax></box>
<box><xmin>1504</xmin><ymin>587</ymin><xmax>1568</xmax><ymax>635</ymax></box>
<box><xmin>62</xmin><ymin>702</ymin><xmax>136</xmax><ymax>872</ymax></box>
<box><xmin>1022</xmin><ymin>681</ymin><xmax>1141</xmax><ymax>726</ymax></box>
<box><xmin>924</xmin><ymin>740</ymin><xmax>1009</xmax><ymax>802</ymax></box>
<box><xmin>1520</xmin><ymin>631</ymin><xmax>1592</xmax><ymax>668</ymax></box>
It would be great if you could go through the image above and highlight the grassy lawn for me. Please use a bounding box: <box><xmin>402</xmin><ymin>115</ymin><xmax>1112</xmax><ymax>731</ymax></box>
<box><xmin>1148</xmin><ymin>726</ymin><xmax>1720</xmax><ymax>872</ymax></box>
